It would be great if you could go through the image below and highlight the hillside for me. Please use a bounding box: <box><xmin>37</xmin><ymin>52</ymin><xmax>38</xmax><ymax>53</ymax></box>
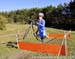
<box><xmin>0</xmin><ymin>24</ymin><xmax>75</xmax><ymax>59</ymax></box>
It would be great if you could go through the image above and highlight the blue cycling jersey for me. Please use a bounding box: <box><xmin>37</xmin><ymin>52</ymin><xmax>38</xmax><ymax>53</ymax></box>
<box><xmin>37</xmin><ymin>19</ymin><xmax>47</xmax><ymax>38</ymax></box>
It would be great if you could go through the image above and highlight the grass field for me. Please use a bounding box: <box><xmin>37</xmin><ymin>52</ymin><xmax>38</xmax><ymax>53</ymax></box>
<box><xmin>0</xmin><ymin>24</ymin><xmax>75</xmax><ymax>59</ymax></box>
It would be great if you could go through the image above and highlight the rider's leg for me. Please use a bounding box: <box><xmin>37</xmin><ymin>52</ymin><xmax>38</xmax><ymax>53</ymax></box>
<box><xmin>40</xmin><ymin>32</ymin><xmax>47</xmax><ymax>43</ymax></box>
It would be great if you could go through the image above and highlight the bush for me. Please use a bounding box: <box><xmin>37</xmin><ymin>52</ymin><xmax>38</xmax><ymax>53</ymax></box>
<box><xmin>0</xmin><ymin>15</ymin><xmax>7</xmax><ymax>30</ymax></box>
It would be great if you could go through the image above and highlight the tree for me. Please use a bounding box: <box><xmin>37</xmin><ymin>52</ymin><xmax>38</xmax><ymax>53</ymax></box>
<box><xmin>0</xmin><ymin>15</ymin><xmax>7</xmax><ymax>30</ymax></box>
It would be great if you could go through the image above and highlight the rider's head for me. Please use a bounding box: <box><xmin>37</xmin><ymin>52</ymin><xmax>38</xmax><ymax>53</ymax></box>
<box><xmin>38</xmin><ymin>13</ymin><xmax>44</xmax><ymax>20</ymax></box>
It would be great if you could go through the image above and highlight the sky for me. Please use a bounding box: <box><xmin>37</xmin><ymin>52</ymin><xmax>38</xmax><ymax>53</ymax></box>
<box><xmin>0</xmin><ymin>0</ymin><xmax>70</xmax><ymax>11</ymax></box>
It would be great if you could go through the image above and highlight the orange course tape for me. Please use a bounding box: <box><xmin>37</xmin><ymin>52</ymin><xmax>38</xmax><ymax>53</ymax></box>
<box><xmin>48</xmin><ymin>33</ymin><xmax>70</xmax><ymax>39</ymax></box>
<box><xmin>18</xmin><ymin>42</ymin><xmax>68</xmax><ymax>55</ymax></box>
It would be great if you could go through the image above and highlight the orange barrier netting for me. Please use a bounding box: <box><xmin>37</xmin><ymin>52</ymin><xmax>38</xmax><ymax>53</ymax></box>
<box><xmin>48</xmin><ymin>33</ymin><xmax>70</xmax><ymax>39</ymax></box>
<box><xmin>18</xmin><ymin>42</ymin><xmax>68</xmax><ymax>55</ymax></box>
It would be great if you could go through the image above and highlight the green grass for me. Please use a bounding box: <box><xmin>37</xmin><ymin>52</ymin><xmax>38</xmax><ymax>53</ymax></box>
<box><xmin>0</xmin><ymin>24</ymin><xmax>75</xmax><ymax>59</ymax></box>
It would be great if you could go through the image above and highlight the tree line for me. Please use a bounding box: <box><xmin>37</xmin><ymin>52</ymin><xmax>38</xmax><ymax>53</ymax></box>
<box><xmin>0</xmin><ymin>2</ymin><xmax>75</xmax><ymax>30</ymax></box>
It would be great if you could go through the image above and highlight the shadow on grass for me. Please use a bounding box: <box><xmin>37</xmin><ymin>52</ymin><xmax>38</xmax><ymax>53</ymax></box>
<box><xmin>0</xmin><ymin>41</ymin><xmax>18</xmax><ymax>49</ymax></box>
<box><xmin>6</xmin><ymin>41</ymin><xmax>18</xmax><ymax>48</ymax></box>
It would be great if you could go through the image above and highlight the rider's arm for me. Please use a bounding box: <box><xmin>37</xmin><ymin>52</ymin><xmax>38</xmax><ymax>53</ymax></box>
<box><xmin>37</xmin><ymin>20</ymin><xmax>45</xmax><ymax>27</ymax></box>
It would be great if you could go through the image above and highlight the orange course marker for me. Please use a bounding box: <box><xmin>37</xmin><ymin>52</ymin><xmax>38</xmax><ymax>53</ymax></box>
<box><xmin>18</xmin><ymin>42</ymin><xmax>68</xmax><ymax>55</ymax></box>
<box><xmin>48</xmin><ymin>33</ymin><xmax>70</xmax><ymax>39</ymax></box>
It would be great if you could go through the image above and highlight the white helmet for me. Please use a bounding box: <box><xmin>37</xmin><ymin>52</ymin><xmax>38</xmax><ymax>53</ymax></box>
<box><xmin>39</xmin><ymin>13</ymin><xmax>44</xmax><ymax>17</ymax></box>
